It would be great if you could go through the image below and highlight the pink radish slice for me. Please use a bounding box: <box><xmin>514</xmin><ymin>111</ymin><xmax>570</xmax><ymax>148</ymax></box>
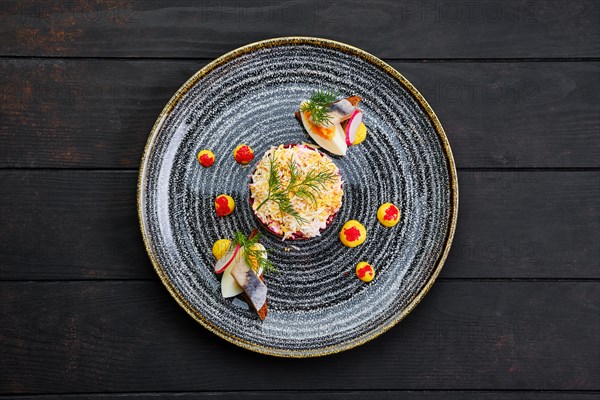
<box><xmin>214</xmin><ymin>244</ymin><xmax>241</xmax><ymax>274</ymax></box>
<box><xmin>345</xmin><ymin>110</ymin><xmax>363</xmax><ymax>146</ymax></box>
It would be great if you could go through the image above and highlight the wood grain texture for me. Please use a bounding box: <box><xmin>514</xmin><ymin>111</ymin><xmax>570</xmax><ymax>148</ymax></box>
<box><xmin>1</xmin><ymin>170</ymin><xmax>597</xmax><ymax>280</ymax></box>
<box><xmin>0</xmin><ymin>170</ymin><xmax>150</xmax><ymax>280</ymax></box>
<box><xmin>0</xmin><ymin>0</ymin><xmax>598</xmax><ymax>58</ymax></box>
<box><xmin>1</xmin><ymin>281</ymin><xmax>598</xmax><ymax>393</ymax></box>
<box><xmin>445</xmin><ymin>170</ymin><xmax>600</xmax><ymax>278</ymax></box>
<box><xmin>0</xmin><ymin>59</ymin><xmax>192</xmax><ymax>169</ymax></box>
<box><xmin>1</xmin><ymin>2</ymin><xmax>598</xmax><ymax>398</ymax></box>
<box><xmin>3</xmin><ymin>392</ymin><xmax>600</xmax><ymax>400</ymax></box>
<box><xmin>1</xmin><ymin>59</ymin><xmax>598</xmax><ymax>168</ymax></box>
<box><xmin>399</xmin><ymin>62</ymin><xmax>600</xmax><ymax>168</ymax></box>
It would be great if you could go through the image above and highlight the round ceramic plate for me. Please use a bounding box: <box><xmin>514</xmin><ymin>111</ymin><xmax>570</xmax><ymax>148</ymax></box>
<box><xmin>138</xmin><ymin>37</ymin><xmax>458</xmax><ymax>357</ymax></box>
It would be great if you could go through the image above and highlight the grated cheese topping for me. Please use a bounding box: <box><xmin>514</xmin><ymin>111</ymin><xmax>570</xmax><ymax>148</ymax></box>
<box><xmin>250</xmin><ymin>144</ymin><xmax>344</xmax><ymax>240</ymax></box>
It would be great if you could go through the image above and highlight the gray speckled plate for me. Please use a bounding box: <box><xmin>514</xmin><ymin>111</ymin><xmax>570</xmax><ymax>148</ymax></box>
<box><xmin>138</xmin><ymin>37</ymin><xmax>458</xmax><ymax>357</ymax></box>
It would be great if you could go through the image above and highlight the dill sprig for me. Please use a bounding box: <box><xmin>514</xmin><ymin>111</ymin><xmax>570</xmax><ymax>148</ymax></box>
<box><xmin>233</xmin><ymin>231</ymin><xmax>277</xmax><ymax>275</ymax></box>
<box><xmin>255</xmin><ymin>154</ymin><xmax>338</xmax><ymax>224</ymax></box>
<box><xmin>300</xmin><ymin>89</ymin><xmax>338</xmax><ymax>126</ymax></box>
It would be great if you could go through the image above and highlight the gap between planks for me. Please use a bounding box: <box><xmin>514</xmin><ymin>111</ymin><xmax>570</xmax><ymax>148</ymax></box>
<box><xmin>1</xmin><ymin>389</ymin><xmax>599</xmax><ymax>396</ymax></box>
<box><xmin>1</xmin><ymin>278</ymin><xmax>598</xmax><ymax>283</ymax></box>
<box><xmin>0</xmin><ymin>55</ymin><xmax>599</xmax><ymax>62</ymax></box>
<box><xmin>1</xmin><ymin>167</ymin><xmax>599</xmax><ymax>172</ymax></box>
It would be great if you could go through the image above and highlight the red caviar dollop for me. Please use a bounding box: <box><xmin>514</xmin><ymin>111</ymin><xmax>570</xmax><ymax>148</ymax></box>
<box><xmin>384</xmin><ymin>205</ymin><xmax>399</xmax><ymax>221</ymax></box>
<box><xmin>377</xmin><ymin>202</ymin><xmax>401</xmax><ymax>227</ymax></box>
<box><xmin>215</xmin><ymin>194</ymin><xmax>235</xmax><ymax>217</ymax></box>
<box><xmin>197</xmin><ymin>149</ymin><xmax>215</xmax><ymax>167</ymax></box>
<box><xmin>339</xmin><ymin>220</ymin><xmax>367</xmax><ymax>248</ymax></box>
<box><xmin>356</xmin><ymin>261</ymin><xmax>375</xmax><ymax>282</ymax></box>
<box><xmin>233</xmin><ymin>144</ymin><xmax>254</xmax><ymax>164</ymax></box>
<box><xmin>343</xmin><ymin>226</ymin><xmax>362</xmax><ymax>242</ymax></box>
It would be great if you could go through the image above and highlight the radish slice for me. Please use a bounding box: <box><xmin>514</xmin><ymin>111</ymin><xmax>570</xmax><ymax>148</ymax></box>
<box><xmin>345</xmin><ymin>110</ymin><xmax>363</xmax><ymax>146</ymax></box>
<box><xmin>214</xmin><ymin>244</ymin><xmax>241</xmax><ymax>274</ymax></box>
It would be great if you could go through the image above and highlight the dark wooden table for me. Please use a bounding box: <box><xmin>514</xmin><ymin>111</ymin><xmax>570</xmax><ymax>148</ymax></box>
<box><xmin>1</xmin><ymin>1</ymin><xmax>599</xmax><ymax>398</ymax></box>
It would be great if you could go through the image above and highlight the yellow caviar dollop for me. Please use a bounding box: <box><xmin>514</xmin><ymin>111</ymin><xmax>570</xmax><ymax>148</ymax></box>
<box><xmin>352</xmin><ymin>122</ymin><xmax>367</xmax><ymax>145</ymax></box>
<box><xmin>355</xmin><ymin>261</ymin><xmax>375</xmax><ymax>282</ymax></box>
<box><xmin>212</xmin><ymin>239</ymin><xmax>231</xmax><ymax>260</ymax></box>
<box><xmin>377</xmin><ymin>202</ymin><xmax>400</xmax><ymax>227</ymax></box>
<box><xmin>339</xmin><ymin>220</ymin><xmax>367</xmax><ymax>248</ymax></box>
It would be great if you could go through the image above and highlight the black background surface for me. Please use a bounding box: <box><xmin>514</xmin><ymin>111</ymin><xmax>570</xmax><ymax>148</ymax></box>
<box><xmin>1</xmin><ymin>1</ymin><xmax>598</xmax><ymax>398</ymax></box>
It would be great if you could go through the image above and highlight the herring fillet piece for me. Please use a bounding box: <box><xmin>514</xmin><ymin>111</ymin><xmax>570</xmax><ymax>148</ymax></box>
<box><xmin>327</xmin><ymin>98</ymin><xmax>355</xmax><ymax>122</ymax></box>
<box><xmin>231</xmin><ymin>258</ymin><xmax>268</xmax><ymax>319</ymax></box>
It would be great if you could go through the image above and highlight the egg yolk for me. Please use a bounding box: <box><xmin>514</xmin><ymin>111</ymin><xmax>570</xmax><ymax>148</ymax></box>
<box><xmin>303</xmin><ymin>111</ymin><xmax>336</xmax><ymax>140</ymax></box>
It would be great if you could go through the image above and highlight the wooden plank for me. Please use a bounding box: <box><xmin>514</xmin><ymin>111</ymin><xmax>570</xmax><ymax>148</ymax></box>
<box><xmin>0</xmin><ymin>281</ymin><xmax>598</xmax><ymax>393</ymax></box>
<box><xmin>3</xmin><ymin>391</ymin><xmax>600</xmax><ymax>399</ymax></box>
<box><xmin>1</xmin><ymin>170</ymin><xmax>598</xmax><ymax>280</ymax></box>
<box><xmin>0</xmin><ymin>59</ymin><xmax>195</xmax><ymax>169</ymax></box>
<box><xmin>1</xmin><ymin>59</ymin><xmax>598</xmax><ymax>169</ymax></box>
<box><xmin>398</xmin><ymin>62</ymin><xmax>600</xmax><ymax>169</ymax></box>
<box><xmin>0</xmin><ymin>0</ymin><xmax>598</xmax><ymax>58</ymax></box>
<box><xmin>444</xmin><ymin>170</ymin><xmax>600</xmax><ymax>279</ymax></box>
<box><xmin>0</xmin><ymin>170</ymin><xmax>153</xmax><ymax>280</ymax></box>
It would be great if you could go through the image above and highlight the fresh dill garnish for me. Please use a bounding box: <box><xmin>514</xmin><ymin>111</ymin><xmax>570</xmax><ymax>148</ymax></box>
<box><xmin>300</xmin><ymin>89</ymin><xmax>338</xmax><ymax>126</ymax></box>
<box><xmin>255</xmin><ymin>154</ymin><xmax>338</xmax><ymax>224</ymax></box>
<box><xmin>233</xmin><ymin>231</ymin><xmax>277</xmax><ymax>275</ymax></box>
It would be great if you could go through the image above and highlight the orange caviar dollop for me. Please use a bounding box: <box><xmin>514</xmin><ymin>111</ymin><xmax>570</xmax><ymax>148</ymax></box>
<box><xmin>233</xmin><ymin>144</ymin><xmax>254</xmax><ymax>164</ymax></box>
<box><xmin>339</xmin><ymin>220</ymin><xmax>367</xmax><ymax>248</ymax></box>
<box><xmin>215</xmin><ymin>194</ymin><xmax>235</xmax><ymax>217</ymax></box>
<box><xmin>197</xmin><ymin>149</ymin><xmax>215</xmax><ymax>167</ymax></box>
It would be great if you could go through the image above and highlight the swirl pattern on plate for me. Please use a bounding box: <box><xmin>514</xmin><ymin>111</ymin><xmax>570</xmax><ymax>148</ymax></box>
<box><xmin>139</xmin><ymin>38</ymin><xmax>457</xmax><ymax>357</ymax></box>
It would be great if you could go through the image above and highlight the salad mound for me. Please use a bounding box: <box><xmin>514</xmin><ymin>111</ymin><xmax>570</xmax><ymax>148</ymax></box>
<box><xmin>250</xmin><ymin>144</ymin><xmax>343</xmax><ymax>240</ymax></box>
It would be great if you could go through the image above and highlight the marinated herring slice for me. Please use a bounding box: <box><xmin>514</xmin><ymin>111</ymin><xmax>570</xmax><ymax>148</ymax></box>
<box><xmin>231</xmin><ymin>257</ymin><xmax>268</xmax><ymax>320</ymax></box>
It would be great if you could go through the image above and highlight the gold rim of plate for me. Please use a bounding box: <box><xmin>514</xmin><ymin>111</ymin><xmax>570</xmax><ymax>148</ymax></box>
<box><xmin>137</xmin><ymin>36</ymin><xmax>459</xmax><ymax>358</ymax></box>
